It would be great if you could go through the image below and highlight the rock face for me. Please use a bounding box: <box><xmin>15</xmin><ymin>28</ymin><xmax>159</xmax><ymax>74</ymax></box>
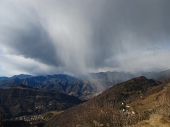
<box><xmin>0</xmin><ymin>84</ymin><xmax>83</xmax><ymax>119</ymax></box>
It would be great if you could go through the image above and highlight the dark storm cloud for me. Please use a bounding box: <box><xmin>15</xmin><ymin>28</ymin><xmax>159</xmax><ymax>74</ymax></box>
<box><xmin>87</xmin><ymin>0</ymin><xmax>170</xmax><ymax>69</ymax></box>
<box><xmin>0</xmin><ymin>0</ymin><xmax>170</xmax><ymax>76</ymax></box>
<box><xmin>10</xmin><ymin>23</ymin><xmax>62</xmax><ymax>66</ymax></box>
<box><xmin>91</xmin><ymin>0</ymin><xmax>170</xmax><ymax>49</ymax></box>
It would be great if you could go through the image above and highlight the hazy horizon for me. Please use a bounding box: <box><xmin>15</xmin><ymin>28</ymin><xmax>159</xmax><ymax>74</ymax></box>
<box><xmin>0</xmin><ymin>0</ymin><xmax>170</xmax><ymax>76</ymax></box>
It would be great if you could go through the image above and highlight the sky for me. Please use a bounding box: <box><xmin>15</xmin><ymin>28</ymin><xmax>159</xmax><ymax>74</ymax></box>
<box><xmin>0</xmin><ymin>0</ymin><xmax>170</xmax><ymax>76</ymax></box>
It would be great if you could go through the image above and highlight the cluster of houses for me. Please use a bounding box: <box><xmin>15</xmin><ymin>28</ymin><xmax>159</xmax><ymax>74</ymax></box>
<box><xmin>121</xmin><ymin>102</ymin><xmax>136</xmax><ymax>116</ymax></box>
<box><xmin>14</xmin><ymin>114</ymin><xmax>44</xmax><ymax>122</ymax></box>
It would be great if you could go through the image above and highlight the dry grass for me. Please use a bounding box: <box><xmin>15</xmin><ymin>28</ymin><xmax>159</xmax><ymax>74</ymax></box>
<box><xmin>129</xmin><ymin>82</ymin><xmax>170</xmax><ymax>127</ymax></box>
<box><xmin>45</xmin><ymin>80</ymin><xmax>170</xmax><ymax>127</ymax></box>
<box><xmin>49</xmin><ymin>111</ymin><xmax>63</xmax><ymax>115</ymax></box>
<box><xmin>76</xmin><ymin>82</ymin><xmax>170</xmax><ymax>127</ymax></box>
<box><xmin>130</xmin><ymin>114</ymin><xmax>170</xmax><ymax>127</ymax></box>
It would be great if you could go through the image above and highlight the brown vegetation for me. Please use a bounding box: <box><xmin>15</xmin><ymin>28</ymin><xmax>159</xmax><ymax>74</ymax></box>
<box><xmin>0</xmin><ymin>84</ymin><xmax>82</xmax><ymax>119</ymax></box>
<box><xmin>45</xmin><ymin>76</ymin><xmax>170</xmax><ymax>127</ymax></box>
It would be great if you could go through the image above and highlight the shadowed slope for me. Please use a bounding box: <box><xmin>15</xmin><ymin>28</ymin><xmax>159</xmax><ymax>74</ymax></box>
<box><xmin>0</xmin><ymin>84</ymin><xmax>82</xmax><ymax>119</ymax></box>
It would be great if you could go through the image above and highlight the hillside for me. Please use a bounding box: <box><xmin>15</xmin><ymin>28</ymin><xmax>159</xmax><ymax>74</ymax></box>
<box><xmin>0</xmin><ymin>84</ymin><xmax>82</xmax><ymax>119</ymax></box>
<box><xmin>44</xmin><ymin>76</ymin><xmax>170</xmax><ymax>127</ymax></box>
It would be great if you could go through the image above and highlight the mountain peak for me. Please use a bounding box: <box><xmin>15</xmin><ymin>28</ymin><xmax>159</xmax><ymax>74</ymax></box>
<box><xmin>11</xmin><ymin>74</ymin><xmax>33</xmax><ymax>79</ymax></box>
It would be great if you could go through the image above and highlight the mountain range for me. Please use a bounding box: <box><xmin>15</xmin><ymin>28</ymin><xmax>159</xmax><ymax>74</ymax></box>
<box><xmin>0</xmin><ymin>69</ymin><xmax>170</xmax><ymax>96</ymax></box>
<box><xmin>0</xmin><ymin>69</ymin><xmax>170</xmax><ymax>127</ymax></box>
<box><xmin>0</xmin><ymin>74</ymin><xmax>96</xmax><ymax>100</ymax></box>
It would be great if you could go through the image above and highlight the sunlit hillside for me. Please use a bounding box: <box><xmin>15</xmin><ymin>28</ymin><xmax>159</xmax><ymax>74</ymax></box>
<box><xmin>45</xmin><ymin>77</ymin><xmax>170</xmax><ymax>127</ymax></box>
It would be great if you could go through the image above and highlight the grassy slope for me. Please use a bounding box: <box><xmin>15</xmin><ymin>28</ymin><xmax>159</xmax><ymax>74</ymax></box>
<box><xmin>130</xmin><ymin>82</ymin><xmax>170</xmax><ymax>127</ymax></box>
<box><xmin>45</xmin><ymin>77</ymin><xmax>170</xmax><ymax>127</ymax></box>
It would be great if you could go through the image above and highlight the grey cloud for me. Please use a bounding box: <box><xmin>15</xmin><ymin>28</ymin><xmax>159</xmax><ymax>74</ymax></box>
<box><xmin>12</xmin><ymin>24</ymin><xmax>62</xmax><ymax>66</ymax></box>
<box><xmin>88</xmin><ymin>0</ymin><xmax>170</xmax><ymax>68</ymax></box>
<box><xmin>0</xmin><ymin>0</ymin><xmax>170</xmax><ymax>76</ymax></box>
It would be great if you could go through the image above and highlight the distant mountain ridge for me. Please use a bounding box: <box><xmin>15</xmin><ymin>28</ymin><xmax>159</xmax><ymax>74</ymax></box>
<box><xmin>0</xmin><ymin>74</ymin><xmax>95</xmax><ymax>100</ymax></box>
<box><xmin>0</xmin><ymin>69</ymin><xmax>169</xmax><ymax>100</ymax></box>
<box><xmin>11</xmin><ymin>74</ymin><xmax>33</xmax><ymax>79</ymax></box>
<box><xmin>0</xmin><ymin>74</ymin><xmax>33</xmax><ymax>81</ymax></box>
<box><xmin>0</xmin><ymin>74</ymin><xmax>78</xmax><ymax>88</ymax></box>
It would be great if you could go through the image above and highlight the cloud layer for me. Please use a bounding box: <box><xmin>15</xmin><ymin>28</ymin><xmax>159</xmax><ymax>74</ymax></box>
<box><xmin>0</xmin><ymin>0</ymin><xmax>170</xmax><ymax>76</ymax></box>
